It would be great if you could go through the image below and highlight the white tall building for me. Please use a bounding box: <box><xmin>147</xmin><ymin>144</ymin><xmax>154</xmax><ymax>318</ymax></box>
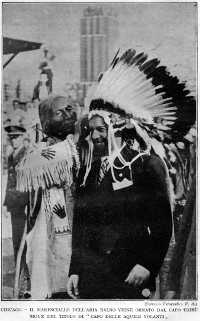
<box><xmin>80</xmin><ymin>6</ymin><xmax>118</xmax><ymax>83</ymax></box>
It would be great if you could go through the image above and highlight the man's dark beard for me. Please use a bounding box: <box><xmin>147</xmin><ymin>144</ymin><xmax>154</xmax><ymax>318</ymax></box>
<box><xmin>93</xmin><ymin>138</ymin><xmax>108</xmax><ymax>159</ymax></box>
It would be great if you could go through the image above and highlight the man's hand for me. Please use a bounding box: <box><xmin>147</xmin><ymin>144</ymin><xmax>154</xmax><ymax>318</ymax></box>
<box><xmin>41</xmin><ymin>148</ymin><xmax>56</xmax><ymax>160</ymax></box>
<box><xmin>125</xmin><ymin>264</ymin><xmax>150</xmax><ymax>287</ymax></box>
<box><xmin>67</xmin><ymin>275</ymin><xmax>79</xmax><ymax>299</ymax></box>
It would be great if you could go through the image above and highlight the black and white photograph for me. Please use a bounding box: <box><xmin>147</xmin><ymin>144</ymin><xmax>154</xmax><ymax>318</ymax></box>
<box><xmin>1</xmin><ymin>1</ymin><xmax>197</xmax><ymax>306</ymax></box>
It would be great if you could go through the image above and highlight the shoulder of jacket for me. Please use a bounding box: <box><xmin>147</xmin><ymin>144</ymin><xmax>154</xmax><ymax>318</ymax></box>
<box><xmin>144</xmin><ymin>154</ymin><xmax>167</xmax><ymax>175</ymax></box>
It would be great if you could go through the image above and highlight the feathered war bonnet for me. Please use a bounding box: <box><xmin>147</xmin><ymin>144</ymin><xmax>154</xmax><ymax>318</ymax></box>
<box><xmin>82</xmin><ymin>49</ymin><xmax>196</xmax><ymax>192</ymax></box>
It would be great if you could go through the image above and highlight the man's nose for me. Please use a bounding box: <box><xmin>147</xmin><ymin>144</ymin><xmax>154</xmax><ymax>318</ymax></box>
<box><xmin>92</xmin><ymin>129</ymin><xmax>100</xmax><ymax>140</ymax></box>
<box><xmin>63</xmin><ymin>107</ymin><xmax>74</xmax><ymax>118</ymax></box>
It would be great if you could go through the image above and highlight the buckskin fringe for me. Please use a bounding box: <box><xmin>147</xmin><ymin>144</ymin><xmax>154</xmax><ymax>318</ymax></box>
<box><xmin>16</xmin><ymin>138</ymin><xmax>79</xmax><ymax>192</ymax></box>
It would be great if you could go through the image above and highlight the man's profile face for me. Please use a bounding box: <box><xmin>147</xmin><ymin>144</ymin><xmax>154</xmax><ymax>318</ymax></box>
<box><xmin>48</xmin><ymin>97</ymin><xmax>77</xmax><ymax>139</ymax></box>
<box><xmin>89</xmin><ymin>115</ymin><xmax>108</xmax><ymax>158</ymax></box>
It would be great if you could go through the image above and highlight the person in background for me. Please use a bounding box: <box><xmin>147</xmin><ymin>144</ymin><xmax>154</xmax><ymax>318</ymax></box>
<box><xmin>4</xmin><ymin>124</ymin><xmax>28</xmax><ymax>264</ymax></box>
<box><xmin>165</xmin><ymin>133</ymin><xmax>196</xmax><ymax>300</ymax></box>
<box><xmin>3</xmin><ymin>123</ymin><xmax>31</xmax><ymax>298</ymax></box>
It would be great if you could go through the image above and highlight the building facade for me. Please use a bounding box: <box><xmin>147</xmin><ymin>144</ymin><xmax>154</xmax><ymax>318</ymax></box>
<box><xmin>80</xmin><ymin>6</ymin><xmax>118</xmax><ymax>83</ymax></box>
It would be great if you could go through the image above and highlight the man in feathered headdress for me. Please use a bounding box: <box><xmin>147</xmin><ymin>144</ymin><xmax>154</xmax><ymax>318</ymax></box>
<box><xmin>67</xmin><ymin>49</ymin><xmax>196</xmax><ymax>299</ymax></box>
<box><xmin>16</xmin><ymin>95</ymin><xmax>79</xmax><ymax>299</ymax></box>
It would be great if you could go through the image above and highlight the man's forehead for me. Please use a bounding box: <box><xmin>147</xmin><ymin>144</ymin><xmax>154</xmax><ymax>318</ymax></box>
<box><xmin>89</xmin><ymin>115</ymin><xmax>107</xmax><ymax>127</ymax></box>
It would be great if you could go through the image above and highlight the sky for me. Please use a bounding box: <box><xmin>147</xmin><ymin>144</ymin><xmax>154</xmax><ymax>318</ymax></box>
<box><xmin>3</xmin><ymin>2</ymin><xmax>197</xmax><ymax>98</ymax></box>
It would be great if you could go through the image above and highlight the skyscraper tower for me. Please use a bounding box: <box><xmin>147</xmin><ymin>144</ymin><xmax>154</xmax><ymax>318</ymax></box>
<box><xmin>80</xmin><ymin>6</ymin><xmax>118</xmax><ymax>83</ymax></box>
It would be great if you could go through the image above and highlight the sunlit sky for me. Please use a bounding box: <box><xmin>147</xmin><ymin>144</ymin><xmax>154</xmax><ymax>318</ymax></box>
<box><xmin>3</xmin><ymin>2</ymin><xmax>197</xmax><ymax>98</ymax></box>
